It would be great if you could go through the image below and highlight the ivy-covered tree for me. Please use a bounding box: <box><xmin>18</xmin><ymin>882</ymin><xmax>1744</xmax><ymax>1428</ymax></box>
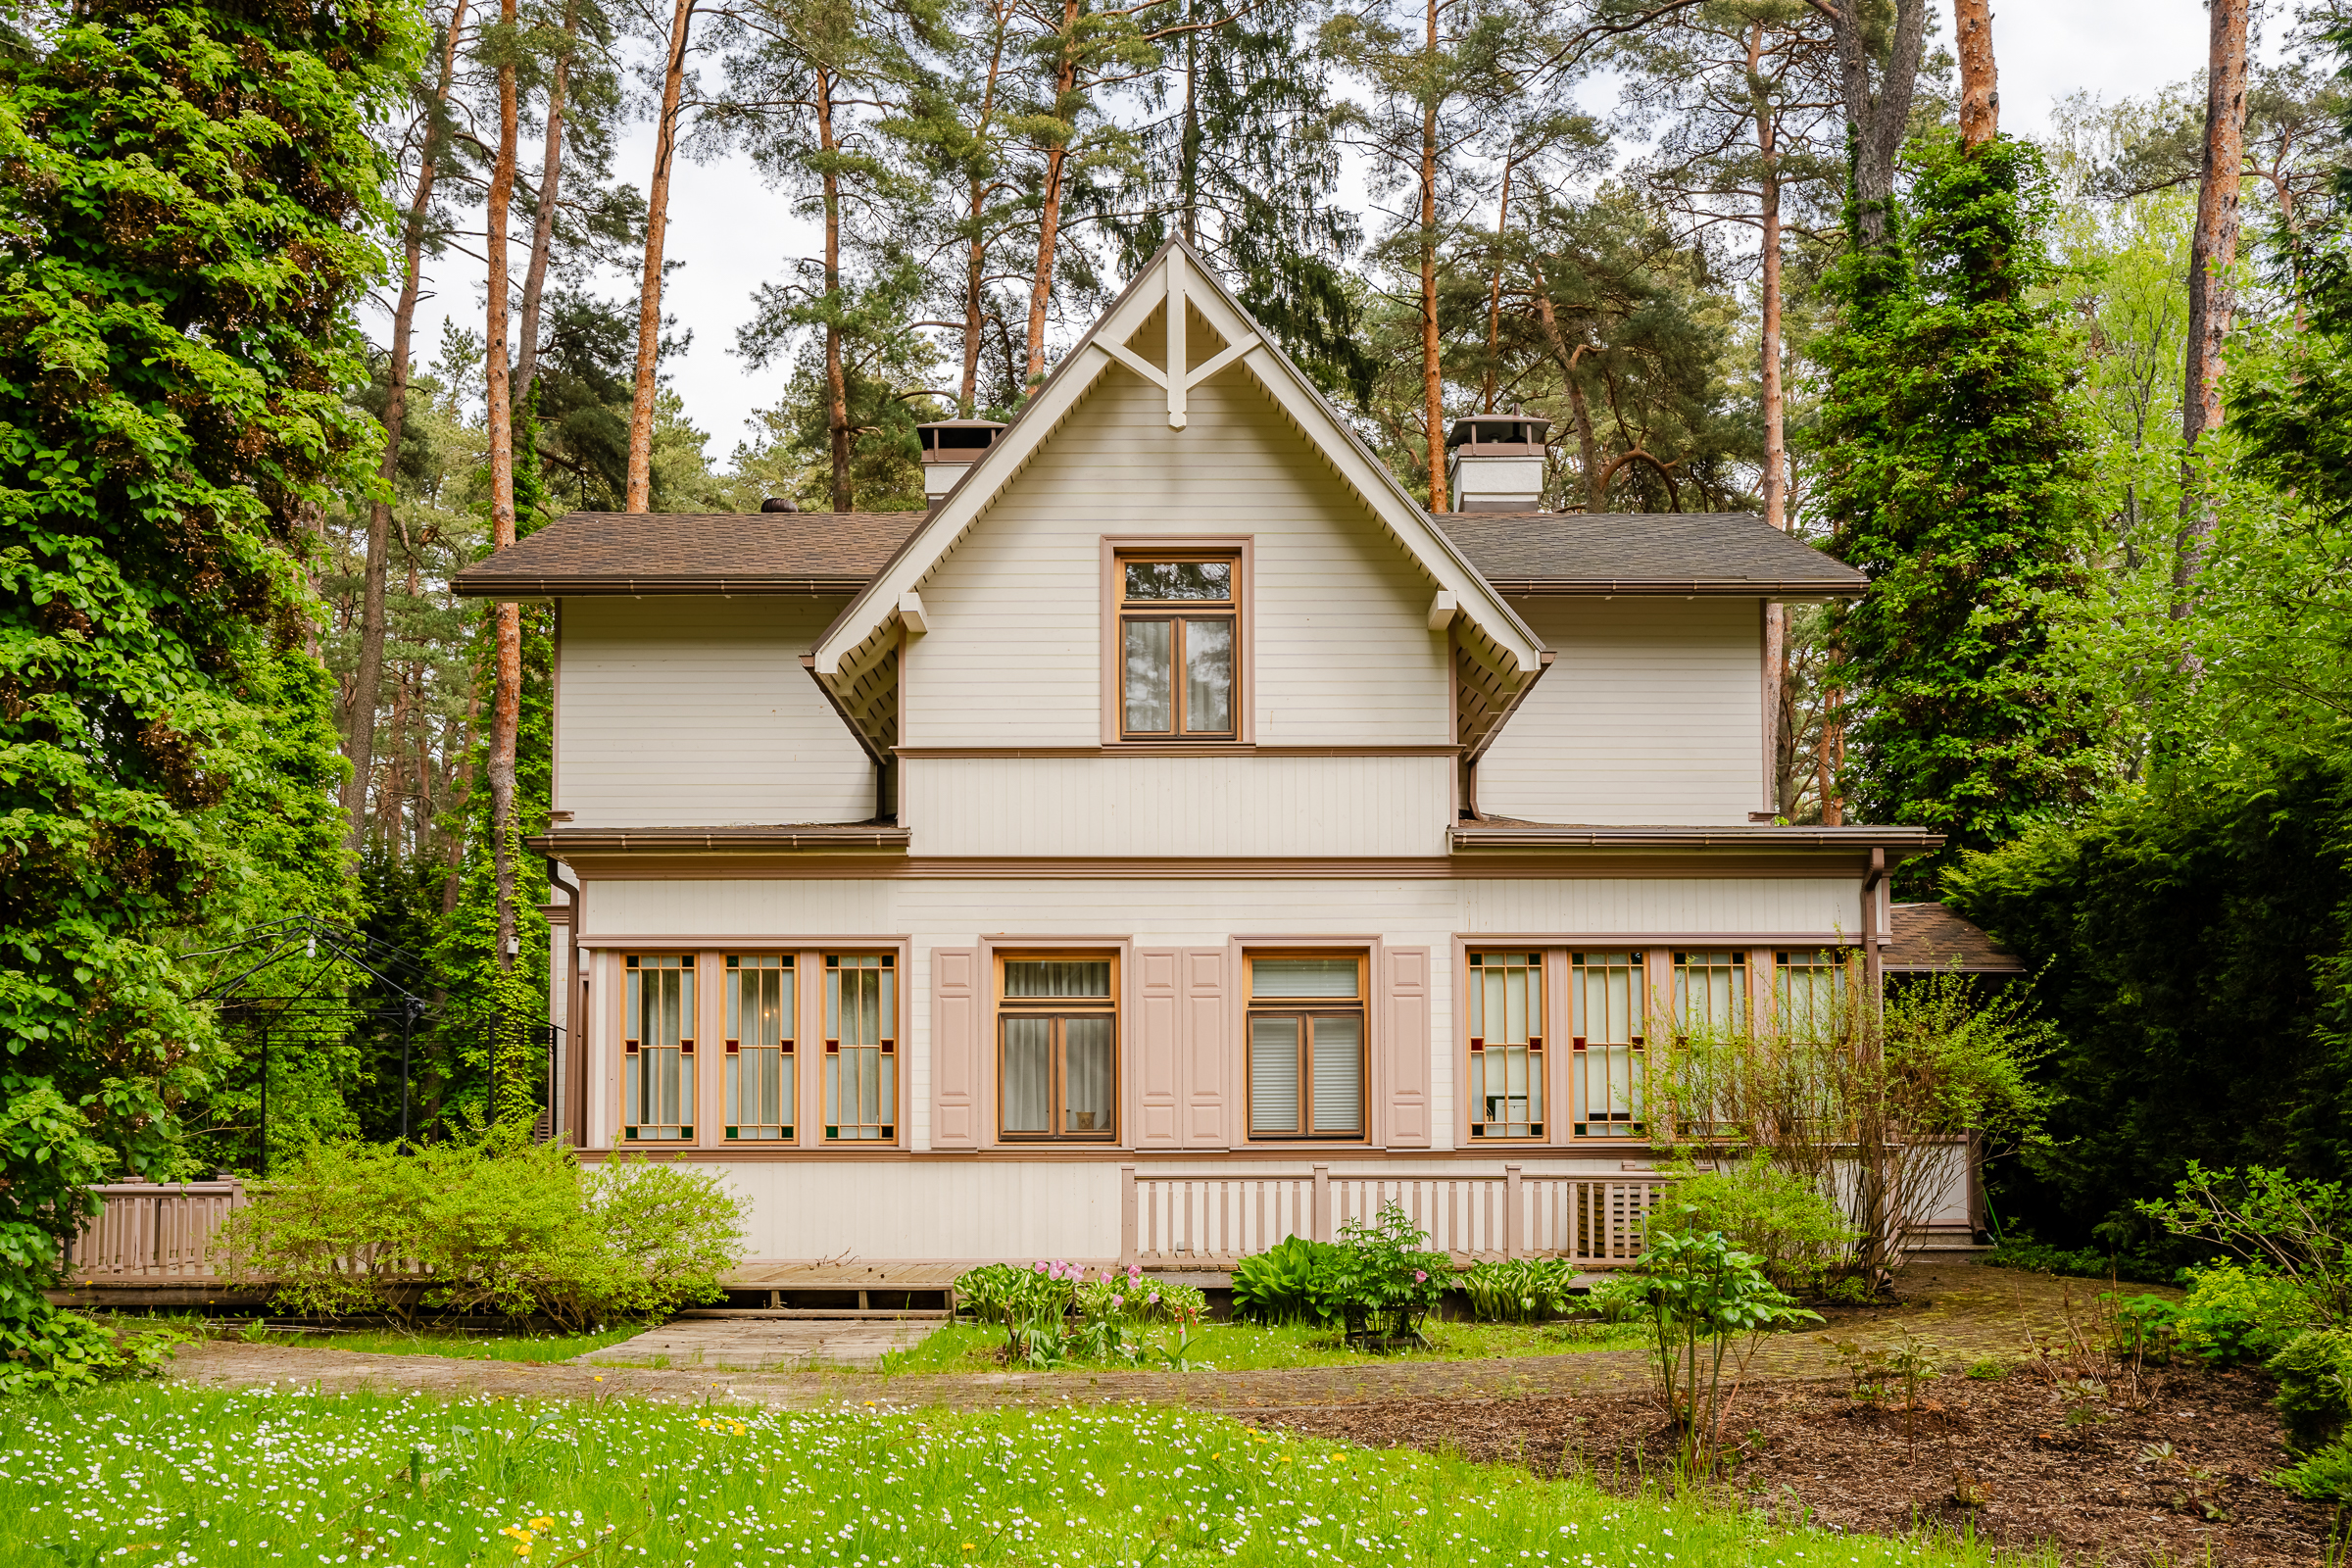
<box><xmin>0</xmin><ymin>0</ymin><xmax>416</xmax><ymax>1379</ymax></box>
<box><xmin>1813</xmin><ymin>135</ymin><xmax>2101</xmax><ymax>889</ymax></box>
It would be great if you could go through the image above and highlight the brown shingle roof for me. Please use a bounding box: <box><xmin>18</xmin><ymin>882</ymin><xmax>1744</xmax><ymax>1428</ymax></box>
<box><xmin>451</xmin><ymin>507</ymin><xmax>1866</xmax><ymax>598</ymax></box>
<box><xmin>1432</xmin><ymin>511</ymin><xmax>1867</xmax><ymax>596</ymax></box>
<box><xmin>450</xmin><ymin>511</ymin><xmax>924</xmax><ymax>597</ymax></box>
<box><xmin>1886</xmin><ymin>902</ymin><xmax>2026</xmax><ymax>974</ymax></box>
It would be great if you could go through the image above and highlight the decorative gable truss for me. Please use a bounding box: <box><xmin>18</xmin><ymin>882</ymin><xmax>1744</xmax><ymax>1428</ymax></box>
<box><xmin>807</xmin><ymin>238</ymin><xmax>1549</xmax><ymax>755</ymax></box>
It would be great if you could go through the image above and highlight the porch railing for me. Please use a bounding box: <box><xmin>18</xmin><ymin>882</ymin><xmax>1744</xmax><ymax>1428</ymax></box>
<box><xmin>1119</xmin><ymin>1163</ymin><xmax>1669</xmax><ymax>1267</ymax></box>
<box><xmin>60</xmin><ymin>1180</ymin><xmax>247</xmax><ymax>1281</ymax></box>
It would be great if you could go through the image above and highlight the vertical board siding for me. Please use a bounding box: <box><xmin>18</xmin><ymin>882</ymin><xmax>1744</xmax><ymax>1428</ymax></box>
<box><xmin>906</xmin><ymin>369</ymin><xmax>1450</xmax><ymax>749</ymax></box>
<box><xmin>1382</xmin><ymin>947</ymin><xmax>1432</xmax><ymax>1147</ymax></box>
<box><xmin>1133</xmin><ymin>949</ymin><xmax>1183</xmax><ymax>1147</ymax></box>
<box><xmin>558</xmin><ymin>597</ymin><xmax>873</xmax><ymax>828</ymax></box>
<box><xmin>1479</xmin><ymin>597</ymin><xmax>1764</xmax><ymax>826</ymax></box>
<box><xmin>901</xmin><ymin>755</ymin><xmax>1453</xmax><ymax>858</ymax></box>
<box><xmin>929</xmin><ymin>948</ymin><xmax>982</xmax><ymax>1148</ymax></box>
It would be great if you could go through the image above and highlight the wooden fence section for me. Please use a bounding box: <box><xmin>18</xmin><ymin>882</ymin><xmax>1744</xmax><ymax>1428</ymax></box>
<box><xmin>62</xmin><ymin>1181</ymin><xmax>247</xmax><ymax>1280</ymax></box>
<box><xmin>1120</xmin><ymin>1164</ymin><xmax>1668</xmax><ymax>1266</ymax></box>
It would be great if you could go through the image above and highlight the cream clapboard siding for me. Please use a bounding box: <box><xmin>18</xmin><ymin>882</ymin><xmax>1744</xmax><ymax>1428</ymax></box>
<box><xmin>557</xmin><ymin>596</ymin><xmax>872</xmax><ymax>828</ymax></box>
<box><xmin>1478</xmin><ymin>597</ymin><xmax>1764</xmax><ymax>826</ymax></box>
<box><xmin>904</xmin><ymin>364</ymin><xmax>1452</xmax><ymax>749</ymax></box>
<box><xmin>902</xmin><ymin>755</ymin><xmax>1453</xmax><ymax>857</ymax></box>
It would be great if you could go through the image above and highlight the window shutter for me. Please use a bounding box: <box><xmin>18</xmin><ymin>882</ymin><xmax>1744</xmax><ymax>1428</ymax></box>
<box><xmin>1133</xmin><ymin>948</ymin><xmax>1183</xmax><ymax>1148</ymax></box>
<box><xmin>1381</xmin><ymin>947</ymin><xmax>1432</xmax><ymax>1147</ymax></box>
<box><xmin>1180</xmin><ymin>947</ymin><xmax>1230</xmax><ymax>1148</ymax></box>
<box><xmin>930</xmin><ymin>948</ymin><xmax>981</xmax><ymax>1148</ymax></box>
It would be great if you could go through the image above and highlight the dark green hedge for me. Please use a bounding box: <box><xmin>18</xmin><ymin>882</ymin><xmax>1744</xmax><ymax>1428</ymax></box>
<box><xmin>1945</xmin><ymin>755</ymin><xmax>2352</xmax><ymax>1245</ymax></box>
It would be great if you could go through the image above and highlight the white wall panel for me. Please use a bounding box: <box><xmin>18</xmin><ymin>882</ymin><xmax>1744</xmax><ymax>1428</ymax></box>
<box><xmin>558</xmin><ymin>597</ymin><xmax>872</xmax><ymax>828</ymax></box>
<box><xmin>1478</xmin><ymin>598</ymin><xmax>1764</xmax><ymax>826</ymax></box>
<box><xmin>718</xmin><ymin>1160</ymin><xmax>1124</xmax><ymax>1260</ymax></box>
<box><xmin>906</xmin><ymin>368</ymin><xmax>1451</xmax><ymax>748</ymax></box>
<box><xmin>902</xmin><ymin>755</ymin><xmax>1454</xmax><ymax>858</ymax></box>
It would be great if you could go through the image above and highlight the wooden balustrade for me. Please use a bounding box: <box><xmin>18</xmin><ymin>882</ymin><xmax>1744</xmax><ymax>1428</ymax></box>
<box><xmin>1119</xmin><ymin>1164</ymin><xmax>1668</xmax><ymax>1266</ymax></box>
<box><xmin>61</xmin><ymin>1181</ymin><xmax>247</xmax><ymax>1281</ymax></box>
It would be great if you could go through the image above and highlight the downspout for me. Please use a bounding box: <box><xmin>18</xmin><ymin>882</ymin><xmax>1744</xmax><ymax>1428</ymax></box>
<box><xmin>536</xmin><ymin>849</ymin><xmax>588</xmax><ymax>1149</ymax></box>
<box><xmin>1861</xmin><ymin>846</ymin><xmax>1887</xmax><ymax>1000</ymax></box>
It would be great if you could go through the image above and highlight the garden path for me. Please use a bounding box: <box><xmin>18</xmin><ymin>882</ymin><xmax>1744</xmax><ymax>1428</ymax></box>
<box><xmin>577</xmin><ymin>1316</ymin><xmax>933</xmax><ymax>1370</ymax></box>
<box><xmin>163</xmin><ymin>1257</ymin><xmax>2141</xmax><ymax>1411</ymax></box>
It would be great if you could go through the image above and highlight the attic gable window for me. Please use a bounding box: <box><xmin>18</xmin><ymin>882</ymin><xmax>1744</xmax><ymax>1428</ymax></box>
<box><xmin>1119</xmin><ymin>554</ymin><xmax>1238</xmax><ymax>739</ymax></box>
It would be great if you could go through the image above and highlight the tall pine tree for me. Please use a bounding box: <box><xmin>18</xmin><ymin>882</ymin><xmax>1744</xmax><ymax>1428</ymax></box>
<box><xmin>1815</xmin><ymin>135</ymin><xmax>2100</xmax><ymax>890</ymax></box>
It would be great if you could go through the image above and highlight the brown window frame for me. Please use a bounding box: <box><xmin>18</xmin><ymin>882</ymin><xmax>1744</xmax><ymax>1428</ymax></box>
<box><xmin>822</xmin><ymin>952</ymin><xmax>898</xmax><ymax>1143</ymax></box>
<box><xmin>1243</xmin><ymin>952</ymin><xmax>1369</xmax><ymax>1142</ymax></box>
<box><xmin>723</xmin><ymin>953</ymin><xmax>795</xmax><ymax>1144</ymax></box>
<box><xmin>1568</xmin><ymin>948</ymin><xmax>1647</xmax><ymax>1141</ymax></box>
<box><xmin>622</xmin><ymin>953</ymin><xmax>696</xmax><ymax>1143</ymax></box>
<box><xmin>1465</xmin><ymin>949</ymin><xmax>1546</xmax><ymax>1141</ymax></box>
<box><xmin>1115</xmin><ymin>551</ymin><xmax>1241</xmax><ymax>741</ymax></box>
<box><xmin>995</xmin><ymin>954</ymin><xmax>1120</xmax><ymax>1144</ymax></box>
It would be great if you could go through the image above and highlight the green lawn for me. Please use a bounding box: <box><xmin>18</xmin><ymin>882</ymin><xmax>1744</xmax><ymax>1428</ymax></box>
<box><xmin>1</xmin><ymin>1383</ymin><xmax>2026</xmax><ymax>1568</ymax></box>
<box><xmin>215</xmin><ymin>1321</ymin><xmax>645</xmax><ymax>1363</ymax></box>
<box><xmin>877</xmin><ymin>1316</ymin><xmax>1645</xmax><ymax>1374</ymax></box>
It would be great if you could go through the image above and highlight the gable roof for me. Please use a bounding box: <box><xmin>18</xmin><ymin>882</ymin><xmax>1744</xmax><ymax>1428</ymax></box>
<box><xmin>805</xmin><ymin>238</ymin><xmax>1549</xmax><ymax>688</ymax></box>
<box><xmin>450</xmin><ymin>511</ymin><xmax>915</xmax><ymax>597</ymax></box>
<box><xmin>1442</xmin><ymin>512</ymin><xmax>1868</xmax><ymax>597</ymax></box>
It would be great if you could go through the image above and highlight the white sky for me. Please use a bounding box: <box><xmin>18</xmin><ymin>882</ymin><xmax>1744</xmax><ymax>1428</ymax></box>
<box><xmin>388</xmin><ymin>2</ymin><xmax>2288</xmax><ymax>466</ymax></box>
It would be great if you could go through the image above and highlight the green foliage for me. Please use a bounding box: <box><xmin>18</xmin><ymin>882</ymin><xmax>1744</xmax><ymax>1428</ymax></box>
<box><xmin>1983</xmin><ymin>1236</ymin><xmax>2178</xmax><ymax>1286</ymax></box>
<box><xmin>1814</xmin><ymin>134</ymin><xmax>2101</xmax><ymax>892</ymax></box>
<box><xmin>1653</xmin><ymin>1156</ymin><xmax>1858</xmax><ymax>1294</ymax></box>
<box><xmin>952</xmin><ymin>1262</ymin><xmax>1210</xmax><ymax>1369</ymax></box>
<box><xmin>0</xmin><ymin>1309</ymin><xmax>183</xmax><ymax>1397</ymax></box>
<box><xmin>2167</xmin><ymin>1264</ymin><xmax>2320</xmax><ymax>1365</ymax></box>
<box><xmin>0</xmin><ymin>0</ymin><xmax>418</xmax><ymax>1381</ymax></box>
<box><xmin>1454</xmin><ymin>1258</ymin><xmax>1579</xmax><ymax>1324</ymax></box>
<box><xmin>1229</xmin><ymin>1235</ymin><xmax>1343</xmax><ymax>1325</ymax></box>
<box><xmin>2139</xmin><ymin>1163</ymin><xmax>2352</xmax><ymax>1321</ymax></box>
<box><xmin>953</xmin><ymin>1262</ymin><xmax>1075</xmax><ymax>1329</ymax></box>
<box><xmin>1590</xmin><ymin>1226</ymin><xmax>1819</xmax><ymax>1473</ymax></box>
<box><xmin>2269</xmin><ymin>1328</ymin><xmax>2352</xmax><ymax>1451</ymax></box>
<box><xmin>1313</xmin><ymin>1204</ymin><xmax>1452</xmax><ymax>1347</ymax></box>
<box><xmin>1946</xmin><ymin>762</ymin><xmax>2352</xmax><ymax>1244</ymax></box>
<box><xmin>220</xmin><ymin>1126</ymin><xmax>748</xmax><ymax>1331</ymax></box>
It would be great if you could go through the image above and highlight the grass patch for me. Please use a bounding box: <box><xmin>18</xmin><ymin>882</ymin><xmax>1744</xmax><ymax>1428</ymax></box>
<box><xmin>1</xmin><ymin>1382</ymin><xmax>2022</xmax><ymax>1568</ymax></box>
<box><xmin>878</xmin><ymin>1316</ymin><xmax>1643</xmax><ymax>1374</ymax></box>
<box><xmin>213</xmin><ymin>1321</ymin><xmax>645</xmax><ymax>1363</ymax></box>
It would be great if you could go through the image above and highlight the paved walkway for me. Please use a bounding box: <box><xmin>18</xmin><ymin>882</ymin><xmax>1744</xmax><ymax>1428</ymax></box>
<box><xmin>578</xmin><ymin>1316</ymin><xmax>933</xmax><ymax>1371</ymax></box>
<box><xmin>164</xmin><ymin>1257</ymin><xmax>2139</xmax><ymax>1412</ymax></box>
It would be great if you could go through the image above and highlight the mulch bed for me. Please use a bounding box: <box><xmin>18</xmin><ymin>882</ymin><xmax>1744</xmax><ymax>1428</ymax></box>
<box><xmin>1256</xmin><ymin>1359</ymin><xmax>2335</xmax><ymax>1567</ymax></box>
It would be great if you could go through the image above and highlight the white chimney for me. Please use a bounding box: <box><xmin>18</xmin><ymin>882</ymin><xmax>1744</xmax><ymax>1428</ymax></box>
<box><xmin>918</xmin><ymin>418</ymin><xmax>1007</xmax><ymax>504</ymax></box>
<box><xmin>1444</xmin><ymin>415</ymin><xmax>1550</xmax><ymax>513</ymax></box>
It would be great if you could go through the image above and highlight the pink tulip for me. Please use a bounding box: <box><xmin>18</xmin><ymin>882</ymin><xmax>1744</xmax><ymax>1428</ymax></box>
<box><xmin>1110</xmin><ymin>1295</ymin><xmax>1124</xmax><ymax>1308</ymax></box>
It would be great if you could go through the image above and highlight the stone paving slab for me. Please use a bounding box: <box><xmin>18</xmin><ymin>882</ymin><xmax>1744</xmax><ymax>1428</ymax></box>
<box><xmin>578</xmin><ymin>1317</ymin><xmax>932</xmax><ymax>1371</ymax></box>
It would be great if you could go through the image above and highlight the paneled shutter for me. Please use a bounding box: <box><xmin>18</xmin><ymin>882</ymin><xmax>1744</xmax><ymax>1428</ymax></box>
<box><xmin>1180</xmin><ymin>947</ymin><xmax>1230</xmax><ymax>1147</ymax></box>
<box><xmin>930</xmin><ymin>948</ymin><xmax>982</xmax><ymax>1148</ymax></box>
<box><xmin>1133</xmin><ymin>949</ymin><xmax>1183</xmax><ymax>1147</ymax></box>
<box><xmin>1382</xmin><ymin>946</ymin><xmax>1433</xmax><ymax>1147</ymax></box>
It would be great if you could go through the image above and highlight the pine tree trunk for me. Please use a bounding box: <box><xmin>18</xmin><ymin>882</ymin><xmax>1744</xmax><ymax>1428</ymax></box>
<box><xmin>818</xmin><ymin>66</ymin><xmax>853</xmax><ymax>512</ymax></box>
<box><xmin>2176</xmin><ymin>0</ymin><xmax>2249</xmax><ymax>615</ymax></box>
<box><xmin>1419</xmin><ymin>0</ymin><xmax>1446</xmax><ymax>513</ymax></box>
<box><xmin>1752</xmin><ymin>21</ymin><xmax>1792</xmax><ymax>816</ymax></box>
<box><xmin>1953</xmin><ymin>0</ymin><xmax>1997</xmax><ymax>150</ymax></box>
<box><xmin>958</xmin><ymin>20</ymin><xmax>1008</xmax><ymax>415</ymax></box>
<box><xmin>485</xmin><ymin>0</ymin><xmax>522</xmax><ymax>976</ymax></box>
<box><xmin>1530</xmin><ymin>285</ymin><xmax>1601</xmax><ymax>512</ymax></box>
<box><xmin>627</xmin><ymin>0</ymin><xmax>696</xmax><ymax>513</ymax></box>
<box><xmin>1024</xmin><ymin>0</ymin><xmax>1081</xmax><ymax>390</ymax></box>
<box><xmin>1483</xmin><ymin>155</ymin><xmax>1514</xmax><ymax>416</ymax></box>
<box><xmin>514</xmin><ymin>0</ymin><xmax>577</xmax><ymax>411</ymax></box>
<box><xmin>1820</xmin><ymin>0</ymin><xmax>1928</xmax><ymax>250</ymax></box>
<box><xmin>342</xmin><ymin>0</ymin><xmax>470</xmax><ymax>853</ymax></box>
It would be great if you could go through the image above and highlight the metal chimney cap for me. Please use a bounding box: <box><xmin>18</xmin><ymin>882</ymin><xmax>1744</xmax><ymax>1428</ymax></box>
<box><xmin>916</xmin><ymin>418</ymin><xmax>1008</xmax><ymax>457</ymax></box>
<box><xmin>1446</xmin><ymin>416</ymin><xmax>1552</xmax><ymax>450</ymax></box>
<box><xmin>760</xmin><ymin>497</ymin><xmax>800</xmax><ymax>513</ymax></box>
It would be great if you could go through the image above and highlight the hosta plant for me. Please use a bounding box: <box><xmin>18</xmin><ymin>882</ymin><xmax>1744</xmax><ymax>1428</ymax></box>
<box><xmin>1457</xmin><ymin>1258</ymin><xmax>1580</xmax><ymax>1323</ymax></box>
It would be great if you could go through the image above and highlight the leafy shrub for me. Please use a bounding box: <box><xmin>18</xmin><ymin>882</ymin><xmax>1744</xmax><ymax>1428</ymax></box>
<box><xmin>1653</xmin><ymin>1159</ymin><xmax>1857</xmax><ymax>1293</ymax></box>
<box><xmin>220</xmin><ymin>1126</ymin><xmax>748</xmax><ymax>1330</ymax></box>
<box><xmin>1456</xmin><ymin>1258</ymin><xmax>1578</xmax><ymax>1323</ymax></box>
<box><xmin>2270</xmin><ymin>1329</ymin><xmax>2352</xmax><ymax>1452</ymax></box>
<box><xmin>0</xmin><ymin>1308</ymin><xmax>184</xmax><ymax>1396</ymax></box>
<box><xmin>1591</xmin><ymin>1228</ymin><xmax>1819</xmax><ymax>1473</ymax></box>
<box><xmin>1230</xmin><ymin>1236</ymin><xmax>1342</xmax><ymax>1324</ymax></box>
<box><xmin>1316</xmin><ymin>1204</ymin><xmax>1451</xmax><ymax>1346</ymax></box>
<box><xmin>954</xmin><ymin>1262</ymin><xmax>1075</xmax><ymax>1328</ymax></box>
<box><xmin>2109</xmin><ymin>1293</ymin><xmax>2183</xmax><ymax>1361</ymax></box>
<box><xmin>2277</xmin><ymin>1437</ymin><xmax>2352</xmax><ymax>1508</ymax></box>
<box><xmin>953</xmin><ymin>1263</ymin><xmax>1210</xmax><ymax>1367</ymax></box>
<box><xmin>2169</xmin><ymin>1262</ymin><xmax>2321</xmax><ymax>1365</ymax></box>
<box><xmin>1984</xmin><ymin>1237</ymin><xmax>2177</xmax><ymax>1285</ymax></box>
<box><xmin>2139</xmin><ymin>1163</ymin><xmax>2352</xmax><ymax>1322</ymax></box>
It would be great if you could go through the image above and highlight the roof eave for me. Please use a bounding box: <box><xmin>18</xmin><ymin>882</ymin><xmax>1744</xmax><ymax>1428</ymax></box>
<box><xmin>453</xmin><ymin>574</ymin><xmax>875</xmax><ymax>600</ymax></box>
<box><xmin>1448</xmin><ymin>825</ymin><xmax>1943</xmax><ymax>857</ymax></box>
<box><xmin>1484</xmin><ymin>579</ymin><xmax>1867</xmax><ymax>598</ymax></box>
<box><xmin>527</xmin><ymin>826</ymin><xmax>911</xmax><ymax>854</ymax></box>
